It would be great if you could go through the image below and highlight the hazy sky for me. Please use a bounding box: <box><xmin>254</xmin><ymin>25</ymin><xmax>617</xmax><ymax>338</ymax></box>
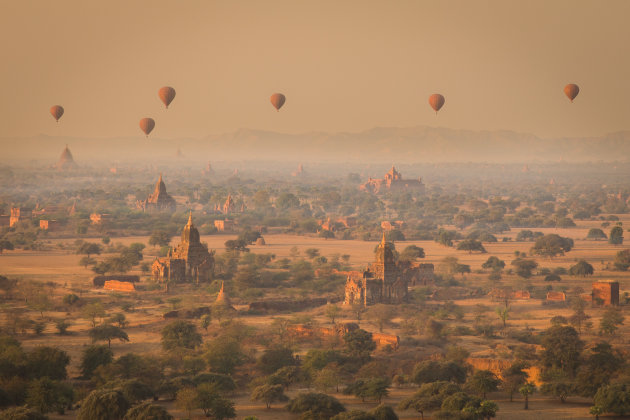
<box><xmin>1</xmin><ymin>0</ymin><xmax>629</xmax><ymax>140</ymax></box>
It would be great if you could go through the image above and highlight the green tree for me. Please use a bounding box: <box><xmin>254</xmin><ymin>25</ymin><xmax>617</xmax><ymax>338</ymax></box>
<box><xmin>614</xmin><ymin>249</ymin><xmax>630</xmax><ymax>271</ymax></box>
<box><xmin>501</xmin><ymin>362</ymin><xmax>528</xmax><ymax>402</ymax></box>
<box><xmin>175</xmin><ymin>387</ymin><xmax>197</xmax><ymax>419</ymax></box>
<box><xmin>371</xmin><ymin>404</ymin><xmax>398</xmax><ymax>420</ymax></box>
<box><xmin>569</xmin><ymin>298</ymin><xmax>592</xmax><ymax>334</ymax></box>
<box><xmin>81</xmin><ymin>345</ymin><xmax>113</xmax><ymax>378</ymax></box>
<box><xmin>62</xmin><ymin>293</ymin><xmax>79</xmax><ymax>306</ymax></box>
<box><xmin>398</xmin><ymin>381</ymin><xmax>461</xmax><ymax>420</ymax></box>
<box><xmin>530</xmin><ymin>234</ymin><xmax>574</xmax><ymax>258</ymax></box>
<box><xmin>77</xmin><ymin>242</ymin><xmax>102</xmax><ymax>259</ymax></box>
<box><xmin>257</xmin><ymin>347</ymin><xmax>296</xmax><ymax>375</ymax></box>
<box><xmin>276</xmin><ymin>193</ymin><xmax>300</xmax><ymax>209</ymax></box>
<box><xmin>412</xmin><ymin>360</ymin><xmax>467</xmax><ymax>385</ymax></box>
<box><xmin>55</xmin><ymin>319</ymin><xmax>71</xmax><ymax>335</ymax></box>
<box><xmin>519</xmin><ymin>383</ymin><xmax>536</xmax><ymax>410</ymax></box>
<box><xmin>82</xmin><ymin>301</ymin><xmax>106</xmax><ymax>328</ymax></box>
<box><xmin>225</xmin><ymin>239</ymin><xmax>249</xmax><ymax>252</ymax></box>
<box><xmin>569</xmin><ymin>260</ymin><xmax>594</xmax><ymax>277</ymax></box>
<box><xmin>495</xmin><ymin>306</ymin><xmax>510</xmax><ymax>328</ymax></box>
<box><xmin>367</xmin><ymin>304</ymin><xmax>395</xmax><ymax>332</ymax></box>
<box><xmin>399</xmin><ymin>245</ymin><xmax>425</xmax><ymax>262</ymax></box>
<box><xmin>108</xmin><ymin>313</ymin><xmax>128</xmax><ymax>329</ymax></box>
<box><xmin>251</xmin><ymin>384</ymin><xmax>288</xmax><ymax>409</ymax></box>
<box><xmin>326</xmin><ymin>304</ymin><xmax>342</xmax><ymax>324</ymax></box>
<box><xmin>586</xmin><ymin>228</ymin><xmax>607</xmax><ymax>240</ymax></box>
<box><xmin>26</xmin><ymin>347</ymin><xmax>70</xmax><ymax>380</ymax></box>
<box><xmin>0</xmin><ymin>240</ymin><xmax>14</xmax><ymax>254</ymax></box>
<box><xmin>148</xmin><ymin>231</ymin><xmax>171</xmax><ymax>248</ymax></box>
<box><xmin>287</xmin><ymin>393</ymin><xmax>346</xmax><ymax>419</ymax></box>
<box><xmin>361</xmin><ymin>378</ymin><xmax>391</xmax><ymax>403</ymax></box>
<box><xmin>268</xmin><ymin>366</ymin><xmax>299</xmax><ymax>390</ymax></box>
<box><xmin>161</xmin><ymin>320</ymin><xmax>202</xmax><ymax>351</ymax></box>
<box><xmin>201</xmin><ymin>313</ymin><xmax>212</xmax><ymax>331</ymax></box>
<box><xmin>193</xmin><ymin>373</ymin><xmax>237</xmax><ymax>393</ymax></box>
<box><xmin>89</xmin><ymin>324</ymin><xmax>129</xmax><ymax>348</ymax></box>
<box><xmin>124</xmin><ymin>402</ymin><xmax>173</xmax><ymax>420</ymax></box>
<box><xmin>594</xmin><ymin>383</ymin><xmax>630</xmax><ymax>416</ymax></box>
<box><xmin>204</xmin><ymin>339</ymin><xmax>244</xmax><ymax>375</ymax></box>
<box><xmin>351</xmin><ymin>303</ymin><xmax>367</xmax><ymax>323</ymax></box>
<box><xmin>576</xmin><ymin>342</ymin><xmax>624</xmax><ymax>397</ymax></box>
<box><xmin>435</xmin><ymin>229</ymin><xmax>457</xmax><ymax>247</ymax></box>
<box><xmin>105</xmin><ymin>256</ymin><xmax>132</xmax><ymax>274</ymax></box>
<box><xmin>599</xmin><ymin>307</ymin><xmax>624</xmax><ymax>335</ymax></box>
<box><xmin>196</xmin><ymin>383</ymin><xmax>236</xmax><ymax>420</ymax></box>
<box><xmin>456</xmin><ymin>239</ymin><xmax>487</xmax><ymax>254</ymax></box>
<box><xmin>540</xmin><ymin>325</ymin><xmax>583</xmax><ymax>377</ymax></box>
<box><xmin>77</xmin><ymin>389</ymin><xmax>130</xmax><ymax>420</ymax></box>
<box><xmin>482</xmin><ymin>256</ymin><xmax>505</xmax><ymax>271</ymax></box>
<box><xmin>79</xmin><ymin>256</ymin><xmax>96</xmax><ymax>268</ymax></box>
<box><xmin>121</xmin><ymin>243</ymin><xmax>145</xmax><ymax>267</ymax></box>
<box><xmin>510</xmin><ymin>258</ymin><xmax>538</xmax><ymax>278</ymax></box>
<box><xmin>314</xmin><ymin>363</ymin><xmax>343</xmax><ymax>393</ymax></box>
<box><xmin>467</xmin><ymin>370</ymin><xmax>500</xmax><ymax>399</ymax></box>
<box><xmin>609</xmin><ymin>226</ymin><xmax>624</xmax><ymax>245</ymax></box>
<box><xmin>25</xmin><ymin>377</ymin><xmax>73</xmax><ymax>414</ymax></box>
<box><xmin>589</xmin><ymin>405</ymin><xmax>603</xmax><ymax>420</ymax></box>
<box><xmin>344</xmin><ymin>328</ymin><xmax>376</xmax><ymax>363</ymax></box>
<box><xmin>0</xmin><ymin>407</ymin><xmax>48</xmax><ymax>420</ymax></box>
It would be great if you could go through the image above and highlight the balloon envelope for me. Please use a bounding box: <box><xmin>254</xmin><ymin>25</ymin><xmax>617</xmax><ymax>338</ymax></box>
<box><xmin>428</xmin><ymin>94</ymin><xmax>445</xmax><ymax>113</ymax></box>
<box><xmin>270</xmin><ymin>93</ymin><xmax>286</xmax><ymax>111</ymax></box>
<box><xmin>50</xmin><ymin>105</ymin><xmax>64</xmax><ymax>122</ymax></box>
<box><xmin>139</xmin><ymin>118</ymin><xmax>155</xmax><ymax>137</ymax></box>
<box><xmin>564</xmin><ymin>84</ymin><xmax>579</xmax><ymax>102</ymax></box>
<box><xmin>158</xmin><ymin>86</ymin><xmax>176</xmax><ymax>108</ymax></box>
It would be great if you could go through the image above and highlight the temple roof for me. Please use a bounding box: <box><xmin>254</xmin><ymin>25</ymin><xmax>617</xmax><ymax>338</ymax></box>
<box><xmin>181</xmin><ymin>211</ymin><xmax>200</xmax><ymax>244</ymax></box>
<box><xmin>56</xmin><ymin>145</ymin><xmax>77</xmax><ymax>169</ymax></box>
<box><xmin>153</xmin><ymin>174</ymin><xmax>167</xmax><ymax>196</ymax></box>
<box><xmin>215</xmin><ymin>281</ymin><xmax>231</xmax><ymax>305</ymax></box>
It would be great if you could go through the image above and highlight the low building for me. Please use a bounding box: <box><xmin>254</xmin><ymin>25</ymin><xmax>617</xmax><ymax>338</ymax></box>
<box><xmin>546</xmin><ymin>291</ymin><xmax>566</xmax><ymax>302</ymax></box>
<box><xmin>39</xmin><ymin>220</ymin><xmax>60</xmax><ymax>231</ymax></box>
<box><xmin>360</xmin><ymin>166</ymin><xmax>424</xmax><ymax>194</ymax></box>
<box><xmin>592</xmin><ymin>281</ymin><xmax>619</xmax><ymax>306</ymax></box>
<box><xmin>90</xmin><ymin>213</ymin><xmax>112</xmax><ymax>225</ymax></box>
<box><xmin>103</xmin><ymin>280</ymin><xmax>136</xmax><ymax>292</ymax></box>
<box><xmin>10</xmin><ymin>207</ymin><xmax>32</xmax><ymax>227</ymax></box>
<box><xmin>214</xmin><ymin>219</ymin><xmax>235</xmax><ymax>232</ymax></box>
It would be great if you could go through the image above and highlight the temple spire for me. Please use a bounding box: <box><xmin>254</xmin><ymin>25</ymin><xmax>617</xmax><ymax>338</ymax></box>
<box><xmin>381</xmin><ymin>231</ymin><xmax>386</xmax><ymax>246</ymax></box>
<box><xmin>187</xmin><ymin>210</ymin><xmax>193</xmax><ymax>226</ymax></box>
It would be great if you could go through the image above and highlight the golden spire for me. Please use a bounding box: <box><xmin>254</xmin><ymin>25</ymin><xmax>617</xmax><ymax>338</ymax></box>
<box><xmin>381</xmin><ymin>231</ymin><xmax>386</xmax><ymax>246</ymax></box>
<box><xmin>187</xmin><ymin>210</ymin><xmax>193</xmax><ymax>226</ymax></box>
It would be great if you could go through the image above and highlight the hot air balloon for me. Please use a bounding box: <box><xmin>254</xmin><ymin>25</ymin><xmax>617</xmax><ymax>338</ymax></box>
<box><xmin>564</xmin><ymin>84</ymin><xmax>579</xmax><ymax>102</ymax></box>
<box><xmin>139</xmin><ymin>118</ymin><xmax>155</xmax><ymax>137</ymax></box>
<box><xmin>50</xmin><ymin>105</ymin><xmax>64</xmax><ymax>122</ymax></box>
<box><xmin>270</xmin><ymin>93</ymin><xmax>286</xmax><ymax>111</ymax></box>
<box><xmin>428</xmin><ymin>94</ymin><xmax>445</xmax><ymax>114</ymax></box>
<box><xmin>158</xmin><ymin>86</ymin><xmax>176</xmax><ymax>109</ymax></box>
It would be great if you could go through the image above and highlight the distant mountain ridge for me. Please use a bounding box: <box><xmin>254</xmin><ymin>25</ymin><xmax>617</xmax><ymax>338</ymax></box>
<box><xmin>2</xmin><ymin>126</ymin><xmax>629</xmax><ymax>163</ymax></box>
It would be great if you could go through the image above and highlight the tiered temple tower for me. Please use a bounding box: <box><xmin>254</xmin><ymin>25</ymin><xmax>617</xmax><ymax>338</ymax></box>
<box><xmin>136</xmin><ymin>174</ymin><xmax>176</xmax><ymax>212</ymax></box>
<box><xmin>152</xmin><ymin>212</ymin><xmax>214</xmax><ymax>284</ymax></box>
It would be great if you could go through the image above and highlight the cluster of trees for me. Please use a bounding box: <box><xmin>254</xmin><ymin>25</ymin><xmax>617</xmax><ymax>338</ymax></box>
<box><xmin>0</xmin><ymin>337</ymin><xmax>73</xmax><ymax>416</ymax></box>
